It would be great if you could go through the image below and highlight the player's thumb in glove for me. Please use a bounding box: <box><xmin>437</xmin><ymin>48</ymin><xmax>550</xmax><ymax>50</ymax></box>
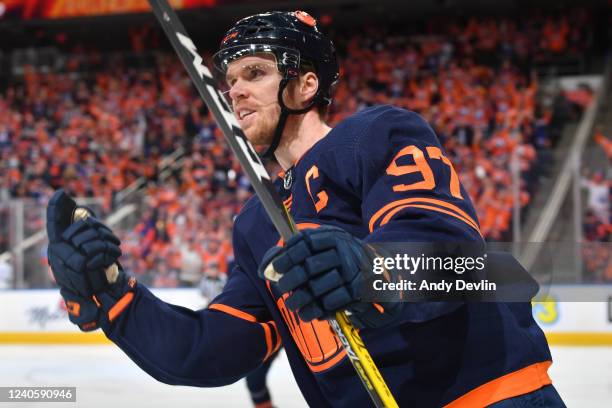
<box><xmin>47</xmin><ymin>190</ymin><xmax>121</xmax><ymax>295</ymax></box>
<box><xmin>47</xmin><ymin>188</ymin><xmax>79</xmax><ymax>244</ymax></box>
<box><xmin>47</xmin><ymin>189</ymin><xmax>136</xmax><ymax>330</ymax></box>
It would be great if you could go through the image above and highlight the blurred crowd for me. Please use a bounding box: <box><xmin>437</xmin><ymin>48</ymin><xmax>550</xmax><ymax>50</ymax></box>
<box><xmin>1</xmin><ymin>9</ymin><xmax>606</xmax><ymax>286</ymax></box>
<box><xmin>581</xmin><ymin>128</ymin><xmax>611</xmax><ymax>281</ymax></box>
<box><xmin>0</xmin><ymin>53</ymin><xmax>208</xmax><ymax>210</ymax></box>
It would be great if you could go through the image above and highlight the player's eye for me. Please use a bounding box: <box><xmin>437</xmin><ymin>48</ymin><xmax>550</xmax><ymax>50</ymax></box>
<box><xmin>226</xmin><ymin>64</ymin><xmax>270</xmax><ymax>88</ymax></box>
<box><xmin>247</xmin><ymin>67</ymin><xmax>265</xmax><ymax>80</ymax></box>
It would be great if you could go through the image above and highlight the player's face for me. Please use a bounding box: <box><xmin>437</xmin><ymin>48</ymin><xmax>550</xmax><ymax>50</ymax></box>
<box><xmin>225</xmin><ymin>54</ymin><xmax>282</xmax><ymax>146</ymax></box>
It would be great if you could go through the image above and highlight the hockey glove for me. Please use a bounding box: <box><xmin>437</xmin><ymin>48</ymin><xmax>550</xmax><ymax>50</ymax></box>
<box><xmin>59</xmin><ymin>287</ymin><xmax>106</xmax><ymax>332</ymax></box>
<box><xmin>47</xmin><ymin>189</ymin><xmax>135</xmax><ymax>331</ymax></box>
<box><xmin>259</xmin><ymin>226</ymin><xmax>403</xmax><ymax>329</ymax></box>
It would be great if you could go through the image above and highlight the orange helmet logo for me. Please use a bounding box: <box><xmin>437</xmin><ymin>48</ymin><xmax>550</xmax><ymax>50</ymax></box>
<box><xmin>222</xmin><ymin>31</ymin><xmax>238</xmax><ymax>44</ymax></box>
<box><xmin>294</xmin><ymin>11</ymin><xmax>316</xmax><ymax>27</ymax></box>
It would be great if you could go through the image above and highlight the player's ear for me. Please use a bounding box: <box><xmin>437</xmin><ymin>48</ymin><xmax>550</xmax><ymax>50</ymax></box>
<box><xmin>299</xmin><ymin>71</ymin><xmax>319</xmax><ymax>107</ymax></box>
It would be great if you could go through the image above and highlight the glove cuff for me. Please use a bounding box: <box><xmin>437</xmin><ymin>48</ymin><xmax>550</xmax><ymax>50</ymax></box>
<box><xmin>93</xmin><ymin>276</ymin><xmax>137</xmax><ymax>326</ymax></box>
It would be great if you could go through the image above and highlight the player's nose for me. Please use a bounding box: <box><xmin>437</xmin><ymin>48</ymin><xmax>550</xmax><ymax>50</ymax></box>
<box><xmin>229</xmin><ymin>80</ymin><xmax>249</xmax><ymax>103</ymax></box>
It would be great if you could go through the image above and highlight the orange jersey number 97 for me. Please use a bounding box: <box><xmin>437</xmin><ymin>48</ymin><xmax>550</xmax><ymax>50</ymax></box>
<box><xmin>386</xmin><ymin>145</ymin><xmax>463</xmax><ymax>199</ymax></box>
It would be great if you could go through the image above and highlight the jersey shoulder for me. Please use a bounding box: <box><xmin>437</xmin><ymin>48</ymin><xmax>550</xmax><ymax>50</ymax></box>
<box><xmin>290</xmin><ymin>105</ymin><xmax>442</xmax><ymax>198</ymax></box>
<box><xmin>335</xmin><ymin>104</ymin><xmax>398</xmax><ymax>132</ymax></box>
<box><xmin>304</xmin><ymin>104</ymin><xmax>441</xmax><ymax>182</ymax></box>
<box><xmin>326</xmin><ymin>104</ymin><xmax>438</xmax><ymax>148</ymax></box>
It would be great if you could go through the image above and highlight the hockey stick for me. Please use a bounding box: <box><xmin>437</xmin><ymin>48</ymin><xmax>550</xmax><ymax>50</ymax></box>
<box><xmin>147</xmin><ymin>1</ymin><xmax>398</xmax><ymax>407</ymax></box>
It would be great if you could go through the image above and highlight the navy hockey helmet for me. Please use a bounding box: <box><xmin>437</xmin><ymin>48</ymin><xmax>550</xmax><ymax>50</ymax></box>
<box><xmin>213</xmin><ymin>10</ymin><xmax>339</xmax><ymax>105</ymax></box>
<box><xmin>213</xmin><ymin>11</ymin><xmax>339</xmax><ymax>158</ymax></box>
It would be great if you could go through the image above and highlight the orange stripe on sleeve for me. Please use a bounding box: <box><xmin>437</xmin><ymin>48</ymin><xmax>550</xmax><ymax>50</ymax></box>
<box><xmin>210</xmin><ymin>304</ymin><xmax>280</xmax><ymax>362</ymax></box>
<box><xmin>369</xmin><ymin>197</ymin><xmax>481</xmax><ymax>235</ymax></box>
<box><xmin>276</xmin><ymin>222</ymin><xmax>321</xmax><ymax>246</ymax></box>
<box><xmin>272</xmin><ymin>334</ymin><xmax>282</xmax><ymax>354</ymax></box>
<box><xmin>412</xmin><ymin>197</ymin><xmax>480</xmax><ymax>227</ymax></box>
<box><xmin>108</xmin><ymin>292</ymin><xmax>134</xmax><ymax>322</ymax></box>
<box><xmin>381</xmin><ymin>203</ymin><xmax>481</xmax><ymax>235</ymax></box>
<box><xmin>444</xmin><ymin>361</ymin><xmax>553</xmax><ymax>408</ymax></box>
<box><xmin>208</xmin><ymin>303</ymin><xmax>258</xmax><ymax>323</ymax></box>
<box><xmin>267</xmin><ymin>321</ymin><xmax>282</xmax><ymax>355</ymax></box>
<box><xmin>261</xmin><ymin>322</ymin><xmax>273</xmax><ymax>361</ymax></box>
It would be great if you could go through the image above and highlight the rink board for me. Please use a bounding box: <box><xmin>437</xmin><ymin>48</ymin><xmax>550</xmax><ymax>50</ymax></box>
<box><xmin>0</xmin><ymin>286</ymin><xmax>611</xmax><ymax>345</ymax></box>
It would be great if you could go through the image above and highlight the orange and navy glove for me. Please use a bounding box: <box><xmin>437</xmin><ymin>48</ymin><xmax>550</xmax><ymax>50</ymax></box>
<box><xmin>259</xmin><ymin>226</ymin><xmax>403</xmax><ymax>329</ymax></box>
<box><xmin>46</xmin><ymin>189</ymin><xmax>135</xmax><ymax>331</ymax></box>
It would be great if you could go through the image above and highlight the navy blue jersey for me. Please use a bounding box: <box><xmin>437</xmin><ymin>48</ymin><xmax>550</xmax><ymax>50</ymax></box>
<box><xmin>104</xmin><ymin>106</ymin><xmax>552</xmax><ymax>407</ymax></box>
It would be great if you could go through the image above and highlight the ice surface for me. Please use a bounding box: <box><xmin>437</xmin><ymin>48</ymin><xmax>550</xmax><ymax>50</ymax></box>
<box><xmin>0</xmin><ymin>345</ymin><xmax>609</xmax><ymax>407</ymax></box>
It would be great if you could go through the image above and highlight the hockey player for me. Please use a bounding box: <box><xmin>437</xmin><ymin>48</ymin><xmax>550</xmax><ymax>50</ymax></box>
<box><xmin>46</xmin><ymin>11</ymin><xmax>565</xmax><ymax>407</ymax></box>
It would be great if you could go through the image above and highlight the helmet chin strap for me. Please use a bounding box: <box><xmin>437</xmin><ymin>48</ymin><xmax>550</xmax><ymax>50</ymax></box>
<box><xmin>260</xmin><ymin>76</ymin><xmax>318</xmax><ymax>160</ymax></box>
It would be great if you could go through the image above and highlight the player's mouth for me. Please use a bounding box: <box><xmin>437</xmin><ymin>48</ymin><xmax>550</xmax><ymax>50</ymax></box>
<box><xmin>237</xmin><ymin>109</ymin><xmax>256</xmax><ymax>124</ymax></box>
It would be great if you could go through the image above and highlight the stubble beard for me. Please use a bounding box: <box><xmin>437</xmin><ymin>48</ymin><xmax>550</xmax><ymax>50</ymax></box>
<box><xmin>245</xmin><ymin>105</ymin><xmax>281</xmax><ymax>149</ymax></box>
